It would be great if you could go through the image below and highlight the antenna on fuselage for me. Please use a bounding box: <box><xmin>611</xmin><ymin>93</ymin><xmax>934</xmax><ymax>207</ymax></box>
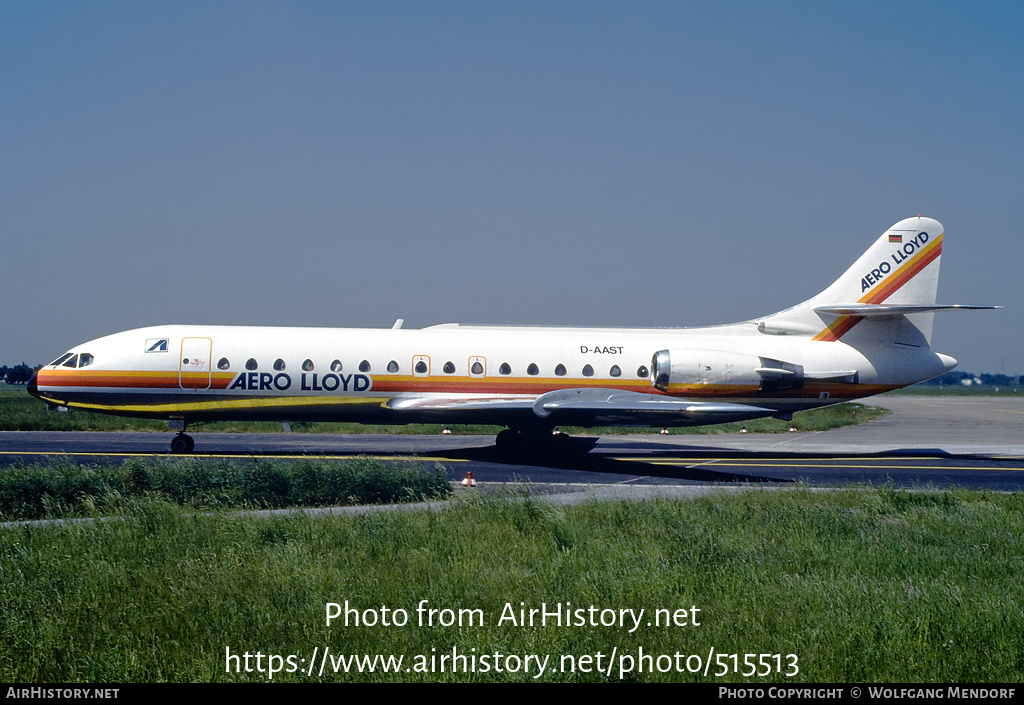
<box><xmin>392</xmin><ymin>318</ymin><xmax>404</xmax><ymax>329</ymax></box>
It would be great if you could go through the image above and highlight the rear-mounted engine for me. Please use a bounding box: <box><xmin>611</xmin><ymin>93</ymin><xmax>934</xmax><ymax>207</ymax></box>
<box><xmin>651</xmin><ymin>349</ymin><xmax>804</xmax><ymax>393</ymax></box>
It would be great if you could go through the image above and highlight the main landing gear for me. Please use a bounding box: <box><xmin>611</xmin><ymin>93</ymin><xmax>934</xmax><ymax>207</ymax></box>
<box><xmin>495</xmin><ymin>427</ymin><xmax>574</xmax><ymax>454</ymax></box>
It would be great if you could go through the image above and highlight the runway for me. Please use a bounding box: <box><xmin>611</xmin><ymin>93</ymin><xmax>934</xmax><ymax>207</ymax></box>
<box><xmin>1</xmin><ymin>396</ymin><xmax>1022</xmax><ymax>491</ymax></box>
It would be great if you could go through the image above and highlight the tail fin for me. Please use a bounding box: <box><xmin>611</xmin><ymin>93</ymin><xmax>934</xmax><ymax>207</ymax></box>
<box><xmin>758</xmin><ymin>216</ymin><xmax>944</xmax><ymax>345</ymax></box>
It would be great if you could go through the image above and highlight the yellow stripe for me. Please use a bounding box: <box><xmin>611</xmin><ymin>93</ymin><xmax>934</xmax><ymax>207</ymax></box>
<box><xmin>65</xmin><ymin>396</ymin><xmax>392</xmax><ymax>415</ymax></box>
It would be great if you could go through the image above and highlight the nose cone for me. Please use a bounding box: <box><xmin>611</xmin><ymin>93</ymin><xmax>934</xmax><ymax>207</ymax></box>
<box><xmin>938</xmin><ymin>353</ymin><xmax>958</xmax><ymax>373</ymax></box>
<box><xmin>26</xmin><ymin>372</ymin><xmax>39</xmax><ymax>398</ymax></box>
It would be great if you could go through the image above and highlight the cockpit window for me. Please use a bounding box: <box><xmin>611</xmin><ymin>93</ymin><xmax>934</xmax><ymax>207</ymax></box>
<box><xmin>78</xmin><ymin>353</ymin><xmax>94</xmax><ymax>368</ymax></box>
<box><xmin>50</xmin><ymin>353</ymin><xmax>74</xmax><ymax>367</ymax></box>
<box><xmin>62</xmin><ymin>354</ymin><xmax>79</xmax><ymax>368</ymax></box>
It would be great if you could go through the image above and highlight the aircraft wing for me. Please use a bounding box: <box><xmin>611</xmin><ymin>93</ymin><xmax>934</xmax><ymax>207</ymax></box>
<box><xmin>387</xmin><ymin>389</ymin><xmax>780</xmax><ymax>426</ymax></box>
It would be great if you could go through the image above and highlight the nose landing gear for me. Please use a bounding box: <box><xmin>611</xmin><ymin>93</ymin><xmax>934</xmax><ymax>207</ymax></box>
<box><xmin>168</xmin><ymin>420</ymin><xmax>194</xmax><ymax>453</ymax></box>
<box><xmin>171</xmin><ymin>433</ymin><xmax>195</xmax><ymax>453</ymax></box>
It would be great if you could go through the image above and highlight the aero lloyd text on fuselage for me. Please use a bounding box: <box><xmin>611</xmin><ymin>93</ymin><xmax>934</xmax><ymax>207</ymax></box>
<box><xmin>227</xmin><ymin>372</ymin><xmax>373</xmax><ymax>393</ymax></box>
<box><xmin>860</xmin><ymin>231</ymin><xmax>930</xmax><ymax>293</ymax></box>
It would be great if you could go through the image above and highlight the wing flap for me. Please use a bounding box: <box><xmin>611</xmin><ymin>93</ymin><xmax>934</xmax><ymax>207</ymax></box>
<box><xmin>532</xmin><ymin>388</ymin><xmax>778</xmax><ymax>424</ymax></box>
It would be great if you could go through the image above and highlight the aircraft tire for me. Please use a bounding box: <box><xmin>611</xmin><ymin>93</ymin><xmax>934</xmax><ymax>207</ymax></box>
<box><xmin>171</xmin><ymin>433</ymin><xmax>195</xmax><ymax>453</ymax></box>
<box><xmin>495</xmin><ymin>428</ymin><xmax>520</xmax><ymax>451</ymax></box>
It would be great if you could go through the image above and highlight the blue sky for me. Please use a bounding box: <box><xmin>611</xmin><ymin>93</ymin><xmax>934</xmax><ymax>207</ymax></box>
<box><xmin>2</xmin><ymin>1</ymin><xmax>1020</xmax><ymax>373</ymax></box>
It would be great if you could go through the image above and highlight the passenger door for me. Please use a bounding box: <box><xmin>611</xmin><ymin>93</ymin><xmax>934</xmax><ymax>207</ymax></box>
<box><xmin>179</xmin><ymin>337</ymin><xmax>212</xmax><ymax>389</ymax></box>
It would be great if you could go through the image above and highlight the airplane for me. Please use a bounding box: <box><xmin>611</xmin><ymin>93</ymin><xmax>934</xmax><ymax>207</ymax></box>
<box><xmin>28</xmin><ymin>216</ymin><xmax>997</xmax><ymax>454</ymax></box>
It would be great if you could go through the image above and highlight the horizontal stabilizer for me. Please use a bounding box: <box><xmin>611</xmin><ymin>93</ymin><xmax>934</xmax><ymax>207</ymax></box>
<box><xmin>814</xmin><ymin>304</ymin><xmax>1000</xmax><ymax>317</ymax></box>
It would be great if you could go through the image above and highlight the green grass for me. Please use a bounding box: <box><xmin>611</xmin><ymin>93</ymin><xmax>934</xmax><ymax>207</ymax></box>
<box><xmin>2</xmin><ymin>486</ymin><xmax>1022</xmax><ymax>682</ymax></box>
<box><xmin>0</xmin><ymin>384</ymin><xmax>887</xmax><ymax>433</ymax></box>
<box><xmin>0</xmin><ymin>457</ymin><xmax>452</xmax><ymax>521</ymax></box>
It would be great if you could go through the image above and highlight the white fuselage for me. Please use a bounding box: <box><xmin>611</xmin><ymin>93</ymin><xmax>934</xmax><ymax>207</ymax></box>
<box><xmin>30</xmin><ymin>319</ymin><xmax>951</xmax><ymax>428</ymax></box>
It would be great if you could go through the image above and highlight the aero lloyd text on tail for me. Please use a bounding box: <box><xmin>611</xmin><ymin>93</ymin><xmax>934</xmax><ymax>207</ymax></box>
<box><xmin>29</xmin><ymin>216</ymin><xmax>998</xmax><ymax>453</ymax></box>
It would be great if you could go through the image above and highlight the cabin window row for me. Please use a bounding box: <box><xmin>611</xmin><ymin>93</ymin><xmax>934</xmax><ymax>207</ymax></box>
<box><xmin>213</xmin><ymin>357</ymin><xmax>650</xmax><ymax>379</ymax></box>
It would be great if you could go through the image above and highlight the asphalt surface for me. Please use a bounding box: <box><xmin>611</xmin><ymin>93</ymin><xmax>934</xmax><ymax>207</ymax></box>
<box><xmin>1</xmin><ymin>395</ymin><xmax>1022</xmax><ymax>491</ymax></box>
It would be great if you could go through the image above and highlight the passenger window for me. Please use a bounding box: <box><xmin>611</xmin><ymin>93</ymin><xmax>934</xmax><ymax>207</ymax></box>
<box><xmin>637</xmin><ymin>365</ymin><xmax>649</xmax><ymax>378</ymax></box>
<box><xmin>78</xmin><ymin>353</ymin><xmax>94</xmax><ymax>368</ymax></box>
<box><xmin>582</xmin><ymin>364</ymin><xmax>594</xmax><ymax>377</ymax></box>
<box><xmin>555</xmin><ymin>364</ymin><xmax>567</xmax><ymax>376</ymax></box>
<box><xmin>274</xmin><ymin>359</ymin><xmax>286</xmax><ymax>371</ymax></box>
<box><xmin>359</xmin><ymin>360</ymin><xmax>371</xmax><ymax>372</ymax></box>
<box><xmin>610</xmin><ymin>365</ymin><xmax>621</xmax><ymax>377</ymax></box>
<box><xmin>499</xmin><ymin>362</ymin><xmax>512</xmax><ymax>375</ymax></box>
<box><xmin>527</xmin><ymin>363</ymin><xmax>539</xmax><ymax>376</ymax></box>
<box><xmin>443</xmin><ymin>361</ymin><xmax>456</xmax><ymax>374</ymax></box>
<box><xmin>302</xmin><ymin>359</ymin><xmax>314</xmax><ymax>372</ymax></box>
<box><xmin>217</xmin><ymin>357</ymin><xmax>230</xmax><ymax>370</ymax></box>
<box><xmin>246</xmin><ymin>358</ymin><xmax>258</xmax><ymax>371</ymax></box>
<box><xmin>468</xmin><ymin>356</ymin><xmax>486</xmax><ymax>377</ymax></box>
<box><xmin>331</xmin><ymin>360</ymin><xmax>343</xmax><ymax>372</ymax></box>
<box><xmin>387</xmin><ymin>360</ymin><xmax>399</xmax><ymax>373</ymax></box>
<box><xmin>415</xmin><ymin>360</ymin><xmax>428</xmax><ymax>374</ymax></box>
<box><xmin>63</xmin><ymin>355</ymin><xmax>79</xmax><ymax>368</ymax></box>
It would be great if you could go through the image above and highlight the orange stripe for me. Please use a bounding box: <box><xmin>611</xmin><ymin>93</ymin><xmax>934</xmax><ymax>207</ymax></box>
<box><xmin>36</xmin><ymin>369</ymin><xmax>235</xmax><ymax>389</ymax></box>
<box><xmin>812</xmin><ymin>315</ymin><xmax>864</xmax><ymax>343</ymax></box>
<box><xmin>861</xmin><ymin>233</ymin><xmax>942</xmax><ymax>304</ymax></box>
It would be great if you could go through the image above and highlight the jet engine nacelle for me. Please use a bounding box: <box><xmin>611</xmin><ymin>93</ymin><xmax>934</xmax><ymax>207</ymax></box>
<box><xmin>651</xmin><ymin>349</ymin><xmax>804</xmax><ymax>392</ymax></box>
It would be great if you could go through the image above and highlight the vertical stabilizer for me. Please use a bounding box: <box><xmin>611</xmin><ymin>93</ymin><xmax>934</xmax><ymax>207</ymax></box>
<box><xmin>759</xmin><ymin>217</ymin><xmax>944</xmax><ymax>345</ymax></box>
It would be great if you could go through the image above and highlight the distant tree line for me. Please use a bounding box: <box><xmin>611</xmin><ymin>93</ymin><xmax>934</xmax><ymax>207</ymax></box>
<box><xmin>918</xmin><ymin>371</ymin><xmax>1023</xmax><ymax>387</ymax></box>
<box><xmin>1</xmin><ymin>364</ymin><xmax>41</xmax><ymax>385</ymax></box>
